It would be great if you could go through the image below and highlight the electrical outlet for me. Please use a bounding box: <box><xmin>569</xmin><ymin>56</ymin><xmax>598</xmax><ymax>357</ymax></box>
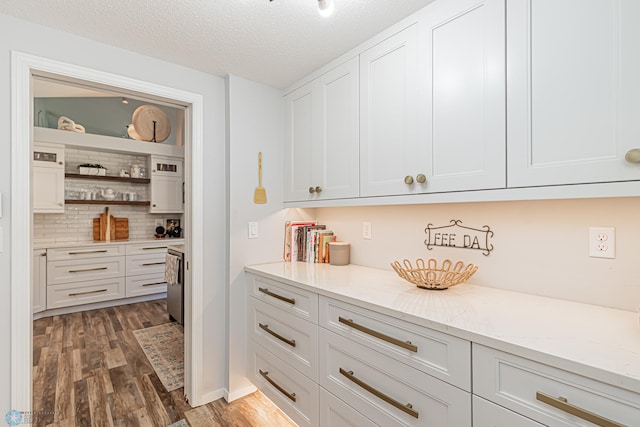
<box><xmin>589</xmin><ymin>227</ymin><xmax>615</xmax><ymax>259</ymax></box>
<box><xmin>363</xmin><ymin>222</ymin><xmax>372</xmax><ymax>240</ymax></box>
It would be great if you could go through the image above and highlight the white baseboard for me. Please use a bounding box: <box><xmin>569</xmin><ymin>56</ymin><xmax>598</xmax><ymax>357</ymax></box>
<box><xmin>224</xmin><ymin>384</ymin><xmax>258</xmax><ymax>403</ymax></box>
<box><xmin>195</xmin><ymin>387</ymin><xmax>226</xmax><ymax>407</ymax></box>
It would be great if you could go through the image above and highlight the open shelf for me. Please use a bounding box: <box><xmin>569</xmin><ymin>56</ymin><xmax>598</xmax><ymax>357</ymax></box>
<box><xmin>65</xmin><ymin>173</ymin><xmax>151</xmax><ymax>184</ymax></box>
<box><xmin>65</xmin><ymin>200</ymin><xmax>151</xmax><ymax>206</ymax></box>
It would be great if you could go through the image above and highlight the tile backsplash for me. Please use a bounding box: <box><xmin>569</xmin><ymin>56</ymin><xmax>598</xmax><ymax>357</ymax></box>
<box><xmin>34</xmin><ymin>148</ymin><xmax>181</xmax><ymax>245</ymax></box>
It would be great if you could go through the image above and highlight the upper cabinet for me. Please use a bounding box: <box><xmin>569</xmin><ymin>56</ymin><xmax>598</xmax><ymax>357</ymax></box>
<box><xmin>360</xmin><ymin>25</ymin><xmax>420</xmax><ymax>197</ymax></box>
<box><xmin>283</xmin><ymin>58</ymin><xmax>359</xmax><ymax>202</ymax></box>
<box><xmin>507</xmin><ymin>0</ymin><xmax>640</xmax><ymax>187</ymax></box>
<box><xmin>33</xmin><ymin>143</ymin><xmax>65</xmax><ymax>213</ymax></box>
<box><xmin>418</xmin><ymin>0</ymin><xmax>506</xmax><ymax>193</ymax></box>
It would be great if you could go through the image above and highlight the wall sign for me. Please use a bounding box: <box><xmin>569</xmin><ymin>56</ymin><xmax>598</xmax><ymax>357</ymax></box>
<box><xmin>424</xmin><ymin>219</ymin><xmax>494</xmax><ymax>256</ymax></box>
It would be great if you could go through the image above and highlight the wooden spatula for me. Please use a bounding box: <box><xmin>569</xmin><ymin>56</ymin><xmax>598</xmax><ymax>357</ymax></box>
<box><xmin>254</xmin><ymin>152</ymin><xmax>267</xmax><ymax>204</ymax></box>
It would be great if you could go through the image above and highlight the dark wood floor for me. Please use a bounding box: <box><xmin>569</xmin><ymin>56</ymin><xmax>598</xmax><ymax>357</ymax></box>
<box><xmin>33</xmin><ymin>300</ymin><xmax>296</xmax><ymax>427</ymax></box>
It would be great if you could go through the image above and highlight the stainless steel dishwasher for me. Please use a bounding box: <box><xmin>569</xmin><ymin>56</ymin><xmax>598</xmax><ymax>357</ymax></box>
<box><xmin>166</xmin><ymin>245</ymin><xmax>184</xmax><ymax>325</ymax></box>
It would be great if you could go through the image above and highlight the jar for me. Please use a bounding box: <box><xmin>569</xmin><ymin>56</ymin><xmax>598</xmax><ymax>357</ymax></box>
<box><xmin>130</xmin><ymin>164</ymin><xmax>143</xmax><ymax>178</ymax></box>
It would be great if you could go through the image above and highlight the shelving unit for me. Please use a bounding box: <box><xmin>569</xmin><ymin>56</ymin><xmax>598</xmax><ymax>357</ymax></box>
<box><xmin>65</xmin><ymin>173</ymin><xmax>151</xmax><ymax>184</ymax></box>
<box><xmin>64</xmin><ymin>200</ymin><xmax>150</xmax><ymax>206</ymax></box>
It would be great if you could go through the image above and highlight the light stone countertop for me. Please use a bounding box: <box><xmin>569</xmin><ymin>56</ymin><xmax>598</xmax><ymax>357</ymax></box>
<box><xmin>34</xmin><ymin>238</ymin><xmax>184</xmax><ymax>250</ymax></box>
<box><xmin>245</xmin><ymin>261</ymin><xmax>640</xmax><ymax>394</ymax></box>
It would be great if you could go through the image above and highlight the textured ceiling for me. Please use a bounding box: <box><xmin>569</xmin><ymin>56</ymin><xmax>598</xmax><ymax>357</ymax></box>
<box><xmin>0</xmin><ymin>0</ymin><xmax>435</xmax><ymax>89</ymax></box>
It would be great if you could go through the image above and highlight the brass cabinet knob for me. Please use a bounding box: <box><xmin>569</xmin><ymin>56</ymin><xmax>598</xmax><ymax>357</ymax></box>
<box><xmin>308</xmin><ymin>187</ymin><xmax>316</xmax><ymax>194</ymax></box>
<box><xmin>58</xmin><ymin>161</ymin><xmax>64</xmax><ymax>165</ymax></box>
<box><xmin>152</xmin><ymin>204</ymin><xmax>157</xmax><ymax>207</ymax></box>
<box><xmin>416</xmin><ymin>174</ymin><xmax>427</xmax><ymax>184</ymax></box>
<box><xmin>625</xmin><ymin>149</ymin><xmax>640</xmax><ymax>163</ymax></box>
<box><xmin>404</xmin><ymin>175</ymin><xmax>414</xmax><ymax>185</ymax></box>
<box><xmin>58</xmin><ymin>202</ymin><xmax>64</xmax><ymax>207</ymax></box>
<box><xmin>315</xmin><ymin>186</ymin><xmax>322</xmax><ymax>193</ymax></box>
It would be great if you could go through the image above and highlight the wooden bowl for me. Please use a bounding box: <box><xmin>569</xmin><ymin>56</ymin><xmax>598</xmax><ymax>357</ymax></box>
<box><xmin>390</xmin><ymin>258</ymin><xmax>478</xmax><ymax>290</ymax></box>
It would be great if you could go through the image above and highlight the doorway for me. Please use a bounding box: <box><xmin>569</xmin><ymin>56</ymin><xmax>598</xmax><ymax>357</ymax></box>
<box><xmin>10</xmin><ymin>52</ymin><xmax>207</xmax><ymax>411</ymax></box>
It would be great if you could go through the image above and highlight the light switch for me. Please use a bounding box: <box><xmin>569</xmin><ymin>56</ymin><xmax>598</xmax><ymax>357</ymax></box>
<box><xmin>248</xmin><ymin>221</ymin><xmax>259</xmax><ymax>239</ymax></box>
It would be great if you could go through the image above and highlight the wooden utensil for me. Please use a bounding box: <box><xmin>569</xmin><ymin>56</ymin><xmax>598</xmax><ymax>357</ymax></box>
<box><xmin>254</xmin><ymin>151</ymin><xmax>267</xmax><ymax>204</ymax></box>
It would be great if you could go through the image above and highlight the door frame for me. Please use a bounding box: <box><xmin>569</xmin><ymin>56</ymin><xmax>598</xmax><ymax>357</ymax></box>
<box><xmin>10</xmin><ymin>51</ymin><xmax>207</xmax><ymax>409</ymax></box>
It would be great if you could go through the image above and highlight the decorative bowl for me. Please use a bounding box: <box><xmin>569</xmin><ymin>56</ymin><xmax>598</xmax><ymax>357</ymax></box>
<box><xmin>390</xmin><ymin>258</ymin><xmax>478</xmax><ymax>290</ymax></box>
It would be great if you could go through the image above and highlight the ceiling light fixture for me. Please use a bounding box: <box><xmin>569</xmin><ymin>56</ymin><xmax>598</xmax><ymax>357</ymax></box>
<box><xmin>121</xmin><ymin>97</ymin><xmax>129</xmax><ymax>104</ymax></box>
<box><xmin>317</xmin><ymin>0</ymin><xmax>334</xmax><ymax>17</ymax></box>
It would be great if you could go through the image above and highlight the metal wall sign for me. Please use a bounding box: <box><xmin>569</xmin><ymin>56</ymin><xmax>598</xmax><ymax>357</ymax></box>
<box><xmin>424</xmin><ymin>219</ymin><xmax>494</xmax><ymax>256</ymax></box>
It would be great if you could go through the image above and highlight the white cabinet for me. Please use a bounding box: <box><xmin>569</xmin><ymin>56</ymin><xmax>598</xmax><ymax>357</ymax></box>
<box><xmin>32</xmin><ymin>249</ymin><xmax>47</xmax><ymax>314</ymax></box>
<box><xmin>46</xmin><ymin>244</ymin><xmax>126</xmax><ymax>309</ymax></box>
<box><xmin>124</xmin><ymin>242</ymin><xmax>169</xmax><ymax>297</ymax></box>
<box><xmin>150</xmin><ymin>155</ymin><xmax>183</xmax><ymax>213</ymax></box>
<box><xmin>473</xmin><ymin>344</ymin><xmax>640</xmax><ymax>427</ymax></box>
<box><xmin>473</xmin><ymin>396</ymin><xmax>543</xmax><ymax>427</ymax></box>
<box><xmin>284</xmin><ymin>58</ymin><xmax>359</xmax><ymax>202</ymax></box>
<box><xmin>359</xmin><ymin>25</ymin><xmax>420</xmax><ymax>197</ymax></box>
<box><xmin>32</xmin><ymin>143</ymin><xmax>65</xmax><ymax>213</ymax></box>
<box><xmin>418</xmin><ymin>0</ymin><xmax>505</xmax><ymax>192</ymax></box>
<box><xmin>319</xmin><ymin>388</ymin><xmax>378</xmax><ymax>427</ymax></box>
<box><xmin>507</xmin><ymin>0</ymin><xmax>640</xmax><ymax>187</ymax></box>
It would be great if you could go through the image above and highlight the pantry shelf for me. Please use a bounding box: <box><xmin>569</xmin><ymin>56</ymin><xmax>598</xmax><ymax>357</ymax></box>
<box><xmin>65</xmin><ymin>173</ymin><xmax>151</xmax><ymax>184</ymax></box>
<box><xmin>65</xmin><ymin>200</ymin><xmax>151</xmax><ymax>206</ymax></box>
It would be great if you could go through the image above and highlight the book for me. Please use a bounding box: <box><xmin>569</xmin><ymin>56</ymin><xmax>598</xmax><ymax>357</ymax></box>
<box><xmin>286</xmin><ymin>221</ymin><xmax>316</xmax><ymax>262</ymax></box>
<box><xmin>302</xmin><ymin>225</ymin><xmax>326</xmax><ymax>262</ymax></box>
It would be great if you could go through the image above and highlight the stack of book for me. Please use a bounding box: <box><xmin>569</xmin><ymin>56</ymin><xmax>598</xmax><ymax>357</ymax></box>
<box><xmin>283</xmin><ymin>221</ymin><xmax>336</xmax><ymax>263</ymax></box>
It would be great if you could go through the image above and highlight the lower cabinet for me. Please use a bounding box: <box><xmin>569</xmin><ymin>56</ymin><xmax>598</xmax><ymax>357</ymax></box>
<box><xmin>472</xmin><ymin>396</ymin><xmax>543</xmax><ymax>427</ymax></box>
<box><xmin>319</xmin><ymin>328</ymin><xmax>471</xmax><ymax>427</ymax></box>
<box><xmin>473</xmin><ymin>344</ymin><xmax>640</xmax><ymax>427</ymax></box>
<box><xmin>32</xmin><ymin>249</ymin><xmax>47</xmax><ymax>314</ymax></box>
<box><xmin>247</xmin><ymin>272</ymin><xmax>471</xmax><ymax>427</ymax></box>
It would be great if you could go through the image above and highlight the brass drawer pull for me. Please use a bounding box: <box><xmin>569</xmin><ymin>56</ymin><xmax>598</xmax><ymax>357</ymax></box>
<box><xmin>338</xmin><ymin>317</ymin><xmax>418</xmax><ymax>352</ymax></box>
<box><xmin>258</xmin><ymin>323</ymin><xmax>296</xmax><ymax>347</ymax></box>
<box><xmin>142</xmin><ymin>262</ymin><xmax>166</xmax><ymax>266</ymax></box>
<box><xmin>142</xmin><ymin>282</ymin><xmax>166</xmax><ymax>287</ymax></box>
<box><xmin>259</xmin><ymin>370</ymin><xmax>296</xmax><ymax>402</ymax></box>
<box><xmin>536</xmin><ymin>392</ymin><xmax>624</xmax><ymax>427</ymax></box>
<box><xmin>68</xmin><ymin>289</ymin><xmax>107</xmax><ymax>297</ymax></box>
<box><xmin>339</xmin><ymin>368</ymin><xmax>418</xmax><ymax>419</ymax></box>
<box><xmin>142</xmin><ymin>246</ymin><xmax>168</xmax><ymax>250</ymax></box>
<box><xmin>69</xmin><ymin>267</ymin><xmax>108</xmax><ymax>273</ymax></box>
<box><xmin>258</xmin><ymin>287</ymin><xmax>295</xmax><ymax>305</ymax></box>
<box><xmin>68</xmin><ymin>250</ymin><xmax>108</xmax><ymax>255</ymax></box>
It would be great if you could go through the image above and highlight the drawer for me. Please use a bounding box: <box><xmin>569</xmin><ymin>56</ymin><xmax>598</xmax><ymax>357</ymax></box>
<box><xmin>47</xmin><ymin>244</ymin><xmax>125</xmax><ymax>261</ymax></box>
<box><xmin>125</xmin><ymin>242</ymin><xmax>174</xmax><ymax>256</ymax></box>
<box><xmin>249</xmin><ymin>297</ymin><xmax>318</xmax><ymax>381</ymax></box>
<box><xmin>319</xmin><ymin>328</ymin><xmax>471</xmax><ymax>427</ymax></box>
<box><xmin>320</xmin><ymin>388</ymin><xmax>378</xmax><ymax>427</ymax></box>
<box><xmin>473</xmin><ymin>344</ymin><xmax>640</xmax><ymax>427</ymax></box>
<box><xmin>125</xmin><ymin>273</ymin><xmax>167</xmax><ymax>297</ymax></box>
<box><xmin>47</xmin><ymin>256</ymin><xmax>125</xmax><ymax>285</ymax></box>
<box><xmin>320</xmin><ymin>296</ymin><xmax>471</xmax><ymax>391</ymax></box>
<box><xmin>248</xmin><ymin>340</ymin><xmax>319</xmax><ymax>427</ymax></box>
<box><xmin>248</xmin><ymin>273</ymin><xmax>318</xmax><ymax>323</ymax></box>
<box><xmin>473</xmin><ymin>396</ymin><xmax>543</xmax><ymax>427</ymax></box>
<box><xmin>47</xmin><ymin>277</ymin><xmax>125</xmax><ymax>309</ymax></box>
<box><xmin>126</xmin><ymin>253</ymin><xmax>166</xmax><ymax>276</ymax></box>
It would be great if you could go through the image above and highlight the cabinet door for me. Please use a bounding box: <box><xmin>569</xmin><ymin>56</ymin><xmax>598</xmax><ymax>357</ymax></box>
<box><xmin>315</xmin><ymin>57</ymin><xmax>360</xmax><ymax>200</ymax></box>
<box><xmin>32</xmin><ymin>249</ymin><xmax>47</xmax><ymax>314</ymax></box>
<box><xmin>284</xmin><ymin>81</ymin><xmax>316</xmax><ymax>201</ymax></box>
<box><xmin>33</xmin><ymin>166</ymin><xmax>64</xmax><ymax>213</ymax></box>
<box><xmin>284</xmin><ymin>58</ymin><xmax>360</xmax><ymax>202</ymax></box>
<box><xmin>419</xmin><ymin>0</ymin><xmax>505</xmax><ymax>192</ymax></box>
<box><xmin>360</xmin><ymin>24</ymin><xmax>419</xmax><ymax>197</ymax></box>
<box><xmin>151</xmin><ymin>176</ymin><xmax>183</xmax><ymax>213</ymax></box>
<box><xmin>508</xmin><ymin>0</ymin><xmax>640</xmax><ymax>187</ymax></box>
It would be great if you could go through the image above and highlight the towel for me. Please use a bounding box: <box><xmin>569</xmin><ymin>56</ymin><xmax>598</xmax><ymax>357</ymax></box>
<box><xmin>165</xmin><ymin>253</ymin><xmax>180</xmax><ymax>286</ymax></box>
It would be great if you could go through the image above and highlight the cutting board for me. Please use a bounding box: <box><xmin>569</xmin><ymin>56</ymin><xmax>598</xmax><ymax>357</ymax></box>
<box><xmin>93</xmin><ymin>217</ymin><xmax>129</xmax><ymax>241</ymax></box>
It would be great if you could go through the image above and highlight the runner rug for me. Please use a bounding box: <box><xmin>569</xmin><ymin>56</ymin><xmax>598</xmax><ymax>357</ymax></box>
<box><xmin>133</xmin><ymin>322</ymin><xmax>184</xmax><ymax>392</ymax></box>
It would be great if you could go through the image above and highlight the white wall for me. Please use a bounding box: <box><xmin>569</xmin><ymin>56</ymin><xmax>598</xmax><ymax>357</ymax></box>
<box><xmin>315</xmin><ymin>197</ymin><xmax>640</xmax><ymax>312</ymax></box>
<box><xmin>0</xmin><ymin>13</ymin><xmax>226</xmax><ymax>412</ymax></box>
<box><xmin>226</xmin><ymin>75</ymin><xmax>314</xmax><ymax>399</ymax></box>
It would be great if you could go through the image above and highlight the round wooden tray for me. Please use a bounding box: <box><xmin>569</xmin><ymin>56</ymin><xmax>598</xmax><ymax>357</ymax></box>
<box><xmin>131</xmin><ymin>104</ymin><xmax>171</xmax><ymax>142</ymax></box>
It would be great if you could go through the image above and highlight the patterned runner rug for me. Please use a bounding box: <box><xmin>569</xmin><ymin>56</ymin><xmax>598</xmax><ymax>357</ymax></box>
<box><xmin>133</xmin><ymin>322</ymin><xmax>184</xmax><ymax>392</ymax></box>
